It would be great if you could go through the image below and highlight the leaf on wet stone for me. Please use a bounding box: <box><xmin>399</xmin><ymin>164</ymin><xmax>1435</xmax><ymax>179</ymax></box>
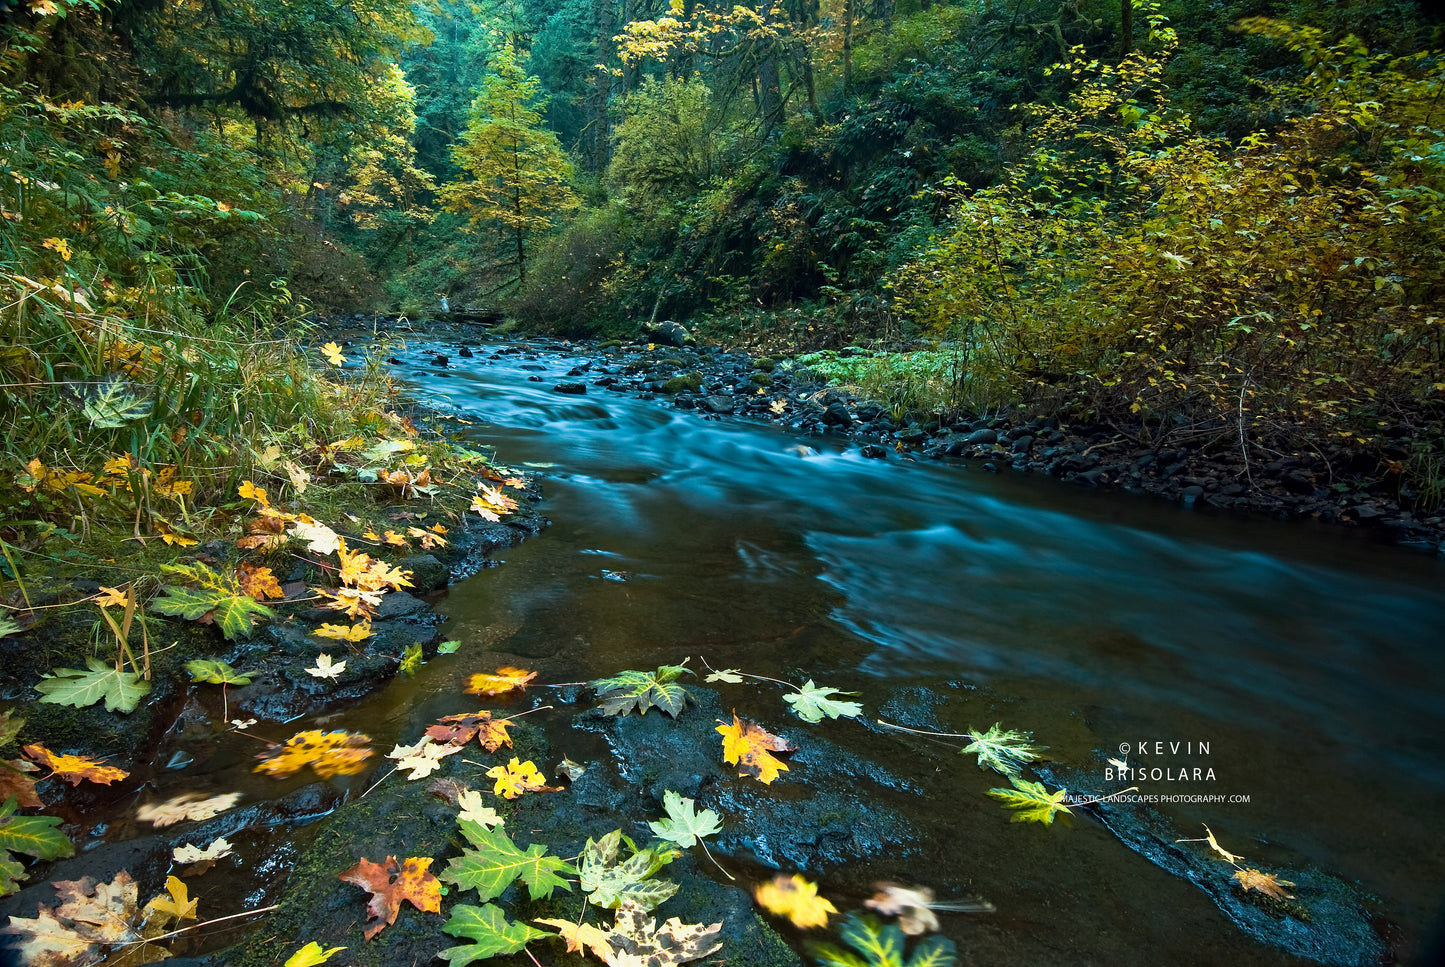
<box><xmin>754</xmin><ymin>873</ymin><xmax>837</xmax><ymax>929</ymax></box>
<box><xmin>339</xmin><ymin>855</ymin><xmax>442</xmax><ymax>940</ymax></box>
<box><xmin>0</xmin><ymin>759</ymin><xmax>41</xmax><ymax>809</ymax></box>
<box><xmin>284</xmin><ymin>941</ymin><xmax>347</xmax><ymax>967</ymax></box>
<box><xmin>717</xmin><ymin>713</ymin><xmax>794</xmax><ymax>784</ymax></box>
<box><xmin>426</xmin><ymin>710</ymin><xmax>515</xmax><ymax>752</ymax></box>
<box><xmin>437</xmin><ymin>639</ymin><xmax>461</xmax><ymax>654</ymax></box>
<box><xmin>137</xmin><ymin>791</ymin><xmax>242</xmax><ymax>827</ymax></box>
<box><xmin>290</xmin><ymin>518</ymin><xmax>343</xmax><ymax>555</ymax></box>
<box><xmin>314</xmin><ymin>620</ymin><xmax>373</xmax><ymax>642</ymax></box>
<box><xmin>577</xmin><ymin>830</ymin><xmax>679</xmax><ymax>911</ymax></box>
<box><xmin>389</xmin><ymin>738</ymin><xmax>463</xmax><ymax>780</ymax></box>
<box><xmin>184</xmin><ymin>659</ymin><xmax>253</xmax><ymax>686</ymax></box>
<box><xmin>440</xmin><ymin>821</ymin><xmax>573</xmax><ymax>902</ymax></box>
<box><xmin>704</xmin><ymin>667</ymin><xmax>745</xmax><ymax>684</ymax></box>
<box><xmin>464</xmin><ymin>666</ymin><xmax>537</xmax><ymax>697</ymax></box>
<box><xmin>485</xmin><ymin>757</ymin><xmax>557</xmax><ymax>799</ymax></box>
<box><xmin>580</xmin><ymin>899</ymin><xmax>722</xmax><ymax>967</ymax></box>
<box><xmin>815</xmin><ymin>913</ymin><xmax>958</xmax><ymax>967</ymax></box>
<box><xmin>0</xmin><ymin>796</ymin><xmax>74</xmax><ymax>896</ymax></box>
<box><xmin>1</xmin><ymin>870</ymin><xmax>143</xmax><ymax>961</ymax></box>
<box><xmin>439</xmin><ymin>902</ymin><xmax>547</xmax><ymax>966</ymax></box>
<box><xmin>534</xmin><ymin>916</ymin><xmax>616</xmax><ymax>961</ymax></box>
<box><xmin>22</xmin><ymin>744</ymin><xmax>128</xmax><ymax>785</ymax></box>
<box><xmin>0</xmin><ymin>709</ymin><xmax>23</xmax><ymax>745</ymax></box>
<box><xmin>784</xmin><ymin>680</ymin><xmax>863</xmax><ymax>723</ymax></box>
<box><xmin>591</xmin><ymin>663</ymin><xmax>695</xmax><ymax>717</ymax></box>
<box><xmin>960</xmin><ymin>723</ymin><xmax>1045</xmax><ymax>777</ymax></box>
<box><xmin>455</xmin><ymin>790</ymin><xmax>503</xmax><ymax>828</ymax></box>
<box><xmin>172</xmin><ymin>837</ymin><xmax>234</xmax><ymax>866</ymax></box>
<box><xmin>1232</xmin><ymin>868</ymin><xmax>1295</xmax><ymax>900</ymax></box>
<box><xmin>306</xmin><ymin>653</ymin><xmax>347</xmax><ymax>679</ymax></box>
<box><xmin>254</xmin><ymin>730</ymin><xmax>372</xmax><ymax>779</ymax></box>
<box><xmin>986</xmin><ymin>776</ymin><xmax>1071</xmax><ymax>825</ymax></box>
<box><xmin>35</xmin><ymin>657</ymin><xmax>151</xmax><ymax>713</ymax></box>
<box><xmin>142</xmin><ymin>875</ymin><xmax>198</xmax><ymax>924</ymax></box>
<box><xmin>648</xmin><ymin>789</ymin><xmax>722</xmax><ymax>849</ymax></box>
<box><xmin>150</xmin><ymin>583</ymin><xmax>273</xmax><ymax>640</ymax></box>
<box><xmin>237</xmin><ymin>563</ymin><xmax>284</xmax><ymax>601</ymax></box>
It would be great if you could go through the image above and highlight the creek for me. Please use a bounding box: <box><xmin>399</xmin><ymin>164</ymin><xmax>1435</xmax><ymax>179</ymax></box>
<box><xmin>385</xmin><ymin>336</ymin><xmax>1445</xmax><ymax>965</ymax></box>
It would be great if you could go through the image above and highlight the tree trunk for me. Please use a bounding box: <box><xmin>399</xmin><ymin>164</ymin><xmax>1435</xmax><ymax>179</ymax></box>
<box><xmin>1120</xmin><ymin>0</ymin><xmax>1133</xmax><ymax>55</ymax></box>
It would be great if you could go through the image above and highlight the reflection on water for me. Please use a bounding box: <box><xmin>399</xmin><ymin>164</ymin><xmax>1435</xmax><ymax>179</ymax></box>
<box><xmin>413</xmin><ymin>341</ymin><xmax>1445</xmax><ymax>965</ymax></box>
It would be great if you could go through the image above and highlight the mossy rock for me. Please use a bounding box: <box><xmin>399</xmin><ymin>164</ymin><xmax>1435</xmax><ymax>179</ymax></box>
<box><xmin>663</xmin><ymin>372</ymin><xmax>704</xmax><ymax>394</ymax></box>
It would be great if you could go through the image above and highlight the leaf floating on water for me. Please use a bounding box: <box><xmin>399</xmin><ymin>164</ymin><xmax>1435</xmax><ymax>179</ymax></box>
<box><xmin>339</xmin><ymin>855</ymin><xmax>442</xmax><ymax>940</ymax></box>
<box><xmin>464</xmin><ymin>667</ymin><xmax>537</xmax><ymax>697</ymax></box>
<box><xmin>784</xmin><ymin>680</ymin><xmax>863</xmax><ymax>723</ymax></box>
<box><xmin>591</xmin><ymin>663</ymin><xmax>694</xmax><ymax>717</ymax></box>
<box><xmin>817</xmin><ymin>913</ymin><xmax>959</xmax><ymax>967</ymax></box>
<box><xmin>717</xmin><ymin>713</ymin><xmax>794</xmax><ymax>784</ymax></box>
<box><xmin>22</xmin><ymin>744</ymin><xmax>128</xmax><ymax>786</ymax></box>
<box><xmin>961</xmin><ymin>723</ymin><xmax>1045</xmax><ymax>777</ymax></box>
<box><xmin>254</xmin><ymin>730</ymin><xmax>373</xmax><ymax>779</ymax></box>
<box><xmin>704</xmin><ymin>667</ymin><xmax>745</xmax><ymax>684</ymax></box>
<box><xmin>426</xmin><ymin>710</ymin><xmax>515</xmax><ymax>752</ymax></box>
<box><xmin>986</xmin><ymin>776</ymin><xmax>1071</xmax><ymax>825</ymax></box>
<box><xmin>137</xmin><ymin>791</ymin><xmax>242</xmax><ymax>827</ymax></box>
<box><xmin>865</xmin><ymin>883</ymin><xmax>939</xmax><ymax>936</ymax></box>
<box><xmin>754</xmin><ymin>873</ymin><xmax>837</xmax><ymax>929</ymax></box>
<box><xmin>172</xmin><ymin>836</ymin><xmax>234</xmax><ymax>866</ymax></box>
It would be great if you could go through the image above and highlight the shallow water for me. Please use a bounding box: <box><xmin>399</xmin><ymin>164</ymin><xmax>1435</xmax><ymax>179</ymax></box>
<box><xmin>406</xmin><ymin>339</ymin><xmax>1445</xmax><ymax>965</ymax></box>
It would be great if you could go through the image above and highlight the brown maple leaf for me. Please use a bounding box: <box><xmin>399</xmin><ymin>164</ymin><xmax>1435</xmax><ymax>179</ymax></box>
<box><xmin>716</xmin><ymin>713</ymin><xmax>794</xmax><ymax>784</ymax></box>
<box><xmin>425</xmin><ymin>710</ymin><xmax>515</xmax><ymax>752</ymax></box>
<box><xmin>1233</xmin><ymin>868</ymin><xmax>1295</xmax><ymax>900</ymax></box>
<box><xmin>754</xmin><ymin>873</ymin><xmax>836</xmax><ymax>929</ymax></box>
<box><xmin>23</xmin><ymin>743</ymin><xmax>129</xmax><ymax>786</ymax></box>
<box><xmin>464</xmin><ymin>667</ymin><xmax>537</xmax><ymax>697</ymax></box>
<box><xmin>254</xmin><ymin>729</ymin><xmax>373</xmax><ymax>779</ymax></box>
<box><xmin>339</xmin><ymin>855</ymin><xmax>442</xmax><ymax>940</ymax></box>
<box><xmin>237</xmin><ymin>563</ymin><xmax>284</xmax><ymax>601</ymax></box>
<box><xmin>0</xmin><ymin>757</ymin><xmax>42</xmax><ymax>808</ymax></box>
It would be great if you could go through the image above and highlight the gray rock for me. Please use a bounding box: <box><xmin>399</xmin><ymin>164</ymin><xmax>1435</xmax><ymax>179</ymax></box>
<box><xmin>860</xmin><ymin>444</ymin><xmax>887</xmax><ymax>459</ymax></box>
<box><xmin>965</xmin><ymin>427</ymin><xmax>998</xmax><ymax>445</ymax></box>
<box><xmin>552</xmin><ymin>381</ymin><xmax>588</xmax><ymax>394</ymax></box>
<box><xmin>398</xmin><ymin>554</ymin><xmax>449</xmax><ymax>594</ymax></box>
<box><xmin>642</xmin><ymin>319</ymin><xmax>695</xmax><ymax>347</ymax></box>
<box><xmin>703</xmin><ymin>394</ymin><xmax>735</xmax><ymax>414</ymax></box>
<box><xmin>822</xmin><ymin>401</ymin><xmax>854</xmax><ymax>426</ymax></box>
<box><xmin>1010</xmin><ymin>434</ymin><xmax>1035</xmax><ymax>454</ymax></box>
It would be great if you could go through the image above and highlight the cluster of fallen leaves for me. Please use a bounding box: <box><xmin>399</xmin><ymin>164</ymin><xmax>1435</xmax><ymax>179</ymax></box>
<box><xmin>1176</xmin><ymin>823</ymin><xmax>1298</xmax><ymax>903</ymax></box>
<box><xmin>0</xmin><ymin>872</ymin><xmax>199</xmax><ymax>967</ymax></box>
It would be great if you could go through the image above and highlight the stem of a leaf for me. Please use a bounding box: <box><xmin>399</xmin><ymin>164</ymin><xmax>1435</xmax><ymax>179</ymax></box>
<box><xmin>1070</xmin><ymin>786</ymin><xmax>1139</xmax><ymax>808</ymax></box>
<box><xmin>113</xmin><ymin>904</ymin><xmax>279</xmax><ymax>947</ymax></box>
<box><xmin>875</xmin><ymin>718</ymin><xmax>974</xmax><ymax>740</ymax></box>
<box><xmin>697</xmin><ymin>838</ymin><xmax>735</xmax><ymax>881</ymax></box>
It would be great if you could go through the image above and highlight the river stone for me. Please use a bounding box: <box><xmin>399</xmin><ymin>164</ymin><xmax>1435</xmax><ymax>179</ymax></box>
<box><xmin>965</xmin><ymin>427</ymin><xmax>998</xmax><ymax>445</ymax></box>
<box><xmin>896</xmin><ymin>426</ymin><xmax>929</xmax><ymax>444</ymax></box>
<box><xmin>822</xmin><ymin>401</ymin><xmax>853</xmax><ymax>426</ymax></box>
<box><xmin>860</xmin><ymin>444</ymin><xmax>887</xmax><ymax>459</ymax></box>
<box><xmin>703</xmin><ymin>394</ymin><xmax>735</xmax><ymax>414</ymax></box>
<box><xmin>552</xmin><ymin>381</ymin><xmax>587</xmax><ymax>394</ymax></box>
<box><xmin>1011</xmin><ymin>434</ymin><xmax>1035</xmax><ymax>454</ymax></box>
<box><xmin>642</xmin><ymin>319</ymin><xmax>695</xmax><ymax>347</ymax></box>
<box><xmin>397</xmin><ymin>554</ymin><xmax>448</xmax><ymax>594</ymax></box>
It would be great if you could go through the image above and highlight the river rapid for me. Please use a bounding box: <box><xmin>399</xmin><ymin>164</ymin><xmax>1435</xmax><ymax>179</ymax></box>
<box><xmin>389</xmin><ymin>336</ymin><xmax>1445</xmax><ymax>966</ymax></box>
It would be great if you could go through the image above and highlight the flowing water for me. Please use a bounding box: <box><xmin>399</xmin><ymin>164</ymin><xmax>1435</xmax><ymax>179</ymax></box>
<box><xmin>403</xmin><ymin>338</ymin><xmax>1445</xmax><ymax>965</ymax></box>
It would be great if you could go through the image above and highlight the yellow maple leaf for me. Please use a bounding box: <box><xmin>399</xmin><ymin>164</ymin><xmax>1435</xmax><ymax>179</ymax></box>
<box><xmin>464</xmin><ymin>667</ymin><xmax>537</xmax><ymax>696</ymax></box>
<box><xmin>383</xmin><ymin>529</ymin><xmax>410</xmax><ymax>547</ymax></box>
<box><xmin>23</xmin><ymin>743</ymin><xmax>128</xmax><ymax>786</ymax></box>
<box><xmin>314</xmin><ymin>587</ymin><xmax>384</xmax><ymax>620</ymax></box>
<box><xmin>254</xmin><ymin>729</ymin><xmax>373</xmax><ymax>779</ymax></box>
<box><xmin>93</xmin><ymin>585</ymin><xmax>130</xmax><ymax>609</ymax></box>
<box><xmin>755</xmin><ymin>873</ymin><xmax>837</xmax><ymax>928</ymax></box>
<box><xmin>486</xmin><ymin>757</ymin><xmax>551</xmax><ymax>799</ymax></box>
<box><xmin>313</xmin><ymin>621</ymin><xmax>374</xmax><ymax>642</ymax></box>
<box><xmin>143</xmin><ymin>875</ymin><xmax>198</xmax><ymax>924</ymax></box>
<box><xmin>533</xmin><ymin>918</ymin><xmax>615</xmax><ymax>960</ymax></box>
<box><xmin>469</xmin><ymin>496</ymin><xmax>501</xmax><ymax>521</ymax></box>
<box><xmin>238</xmin><ymin>480</ymin><xmax>270</xmax><ymax>508</ymax></box>
<box><xmin>156</xmin><ymin>518</ymin><xmax>199</xmax><ymax>547</ymax></box>
<box><xmin>408</xmin><ymin>526</ymin><xmax>447</xmax><ymax>549</ymax></box>
<box><xmin>717</xmin><ymin>713</ymin><xmax>793</xmax><ymax>784</ymax></box>
<box><xmin>41</xmin><ymin>236</ymin><xmax>71</xmax><ymax>260</ymax></box>
<box><xmin>1233</xmin><ymin>868</ymin><xmax>1295</xmax><ymax>900</ymax></box>
<box><xmin>321</xmin><ymin>342</ymin><xmax>347</xmax><ymax>365</ymax></box>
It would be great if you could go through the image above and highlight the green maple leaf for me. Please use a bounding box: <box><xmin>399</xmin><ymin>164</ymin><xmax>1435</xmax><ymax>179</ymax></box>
<box><xmin>441</xmin><ymin>821</ymin><xmax>573</xmax><ymax>902</ymax></box>
<box><xmin>35</xmin><ymin>656</ymin><xmax>151</xmax><ymax>713</ymax></box>
<box><xmin>151</xmin><ymin>584</ymin><xmax>273</xmax><ymax>640</ymax></box>
<box><xmin>648</xmin><ymin>789</ymin><xmax>722</xmax><ymax>849</ymax></box>
<box><xmin>961</xmin><ymin>723</ymin><xmax>1045</xmax><ymax>777</ymax></box>
<box><xmin>0</xmin><ymin>709</ymin><xmax>22</xmax><ymax>746</ymax></box>
<box><xmin>438</xmin><ymin>903</ymin><xmax>546</xmax><ymax>966</ymax></box>
<box><xmin>0</xmin><ymin>796</ymin><xmax>74</xmax><ymax>896</ymax></box>
<box><xmin>578</xmin><ymin>830</ymin><xmax>679</xmax><ymax>911</ymax></box>
<box><xmin>0</xmin><ymin>615</ymin><xmax>23</xmax><ymax>639</ymax></box>
<box><xmin>185</xmin><ymin>659</ymin><xmax>252</xmax><ymax>685</ymax></box>
<box><xmin>399</xmin><ymin>642</ymin><xmax>423</xmax><ymax>676</ymax></box>
<box><xmin>986</xmin><ymin>776</ymin><xmax>1072</xmax><ymax>825</ymax></box>
<box><xmin>784</xmin><ymin>680</ymin><xmax>863</xmax><ymax>723</ymax></box>
<box><xmin>590</xmin><ymin>663</ymin><xmax>694</xmax><ymax>717</ymax></box>
<box><xmin>816</xmin><ymin>914</ymin><xmax>957</xmax><ymax>967</ymax></box>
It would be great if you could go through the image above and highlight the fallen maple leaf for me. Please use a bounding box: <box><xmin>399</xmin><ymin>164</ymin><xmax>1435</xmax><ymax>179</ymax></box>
<box><xmin>388</xmin><ymin>738</ymin><xmax>463</xmax><ymax>780</ymax></box>
<box><xmin>755</xmin><ymin>873</ymin><xmax>836</xmax><ymax>929</ymax></box>
<box><xmin>1233</xmin><ymin>868</ymin><xmax>1295</xmax><ymax>900</ymax></box>
<box><xmin>717</xmin><ymin>713</ymin><xmax>794</xmax><ymax>784</ymax></box>
<box><xmin>321</xmin><ymin>342</ymin><xmax>348</xmax><ymax>366</ymax></box>
<box><xmin>173</xmin><ymin>837</ymin><xmax>234</xmax><ymax>866</ymax></box>
<box><xmin>340</xmin><ymin>855</ymin><xmax>442</xmax><ymax>940</ymax></box>
<box><xmin>137</xmin><ymin>791</ymin><xmax>241</xmax><ymax>826</ymax></box>
<box><xmin>237</xmin><ymin>563</ymin><xmax>284</xmax><ymax>601</ymax></box>
<box><xmin>538</xmin><ymin>899</ymin><xmax>723</xmax><ymax>967</ymax></box>
<box><xmin>440</xmin><ymin>822</ymin><xmax>573</xmax><ymax>902</ymax></box>
<box><xmin>254</xmin><ymin>729</ymin><xmax>373</xmax><ymax>779</ymax></box>
<box><xmin>784</xmin><ymin>680</ymin><xmax>863</xmax><ymax>723</ymax></box>
<box><xmin>648</xmin><ymin>789</ymin><xmax>722</xmax><ymax>849</ymax></box>
<box><xmin>291</xmin><ymin>518</ymin><xmax>342</xmax><ymax>555</ymax></box>
<box><xmin>464</xmin><ymin>667</ymin><xmax>537</xmax><ymax>697</ymax></box>
<box><xmin>314</xmin><ymin>587</ymin><xmax>384</xmax><ymax>620</ymax></box>
<box><xmin>818</xmin><ymin>913</ymin><xmax>958</xmax><ymax>967</ymax></box>
<box><xmin>426</xmin><ymin>710</ymin><xmax>515</xmax><ymax>751</ymax></box>
<box><xmin>285</xmin><ymin>940</ymin><xmax>347</xmax><ymax>967</ymax></box>
<box><xmin>961</xmin><ymin>723</ymin><xmax>1045</xmax><ymax>777</ymax></box>
<box><xmin>313</xmin><ymin>621</ymin><xmax>374</xmax><ymax>642</ymax></box>
<box><xmin>592</xmin><ymin>664</ymin><xmax>694</xmax><ymax>717</ymax></box>
<box><xmin>577</xmin><ymin>830</ymin><xmax>680</xmax><ymax>911</ymax></box>
<box><xmin>22</xmin><ymin>744</ymin><xmax>128</xmax><ymax>786</ymax></box>
<box><xmin>486</xmin><ymin>757</ymin><xmax>556</xmax><ymax>799</ymax></box>
<box><xmin>440</xmin><ymin>903</ymin><xmax>547</xmax><ymax>965</ymax></box>
<box><xmin>307</xmin><ymin>653</ymin><xmax>347</xmax><ymax>679</ymax></box>
<box><xmin>456</xmin><ymin>790</ymin><xmax>504</xmax><ymax>828</ymax></box>
<box><xmin>0</xmin><ymin>757</ymin><xmax>42</xmax><ymax>808</ymax></box>
<box><xmin>986</xmin><ymin>776</ymin><xmax>1072</xmax><ymax>824</ymax></box>
<box><xmin>0</xmin><ymin>870</ymin><xmax>199</xmax><ymax>965</ymax></box>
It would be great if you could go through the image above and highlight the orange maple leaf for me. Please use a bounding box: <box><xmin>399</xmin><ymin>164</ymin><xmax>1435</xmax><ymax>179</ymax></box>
<box><xmin>464</xmin><ymin>667</ymin><xmax>537</xmax><ymax>697</ymax></box>
<box><xmin>336</xmin><ymin>542</ymin><xmax>413</xmax><ymax>593</ymax></box>
<box><xmin>339</xmin><ymin>855</ymin><xmax>441</xmax><ymax>940</ymax></box>
<box><xmin>717</xmin><ymin>714</ymin><xmax>794</xmax><ymax>784</ymax></box>
<box><xmin>23</xmin><ymin>743</ymin><xmax>129</xmax><ymax>786</ymax></box>
<box><xmin>755</xmin><ymin>873</ymin><xmax>837</xmax><ymax>929</ymax></box>
<box><xmin>237</xmin><ymin>563</ymin><xmax>284</xmax><ymax>601</ymax></box>
<box><xmin>253</xmin><ymin>730</ymin><xmax>373</xmax><ymax>779</ymax></box>
<box><xmin>1233</xmin><ymin>868</ymin><xmax>1295</xmax><ymax>900</ymax></box>
<box><xmin>425</xmin><ymin>711</ymin><xmax>515</xmax><ymax>752</ymax></box>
